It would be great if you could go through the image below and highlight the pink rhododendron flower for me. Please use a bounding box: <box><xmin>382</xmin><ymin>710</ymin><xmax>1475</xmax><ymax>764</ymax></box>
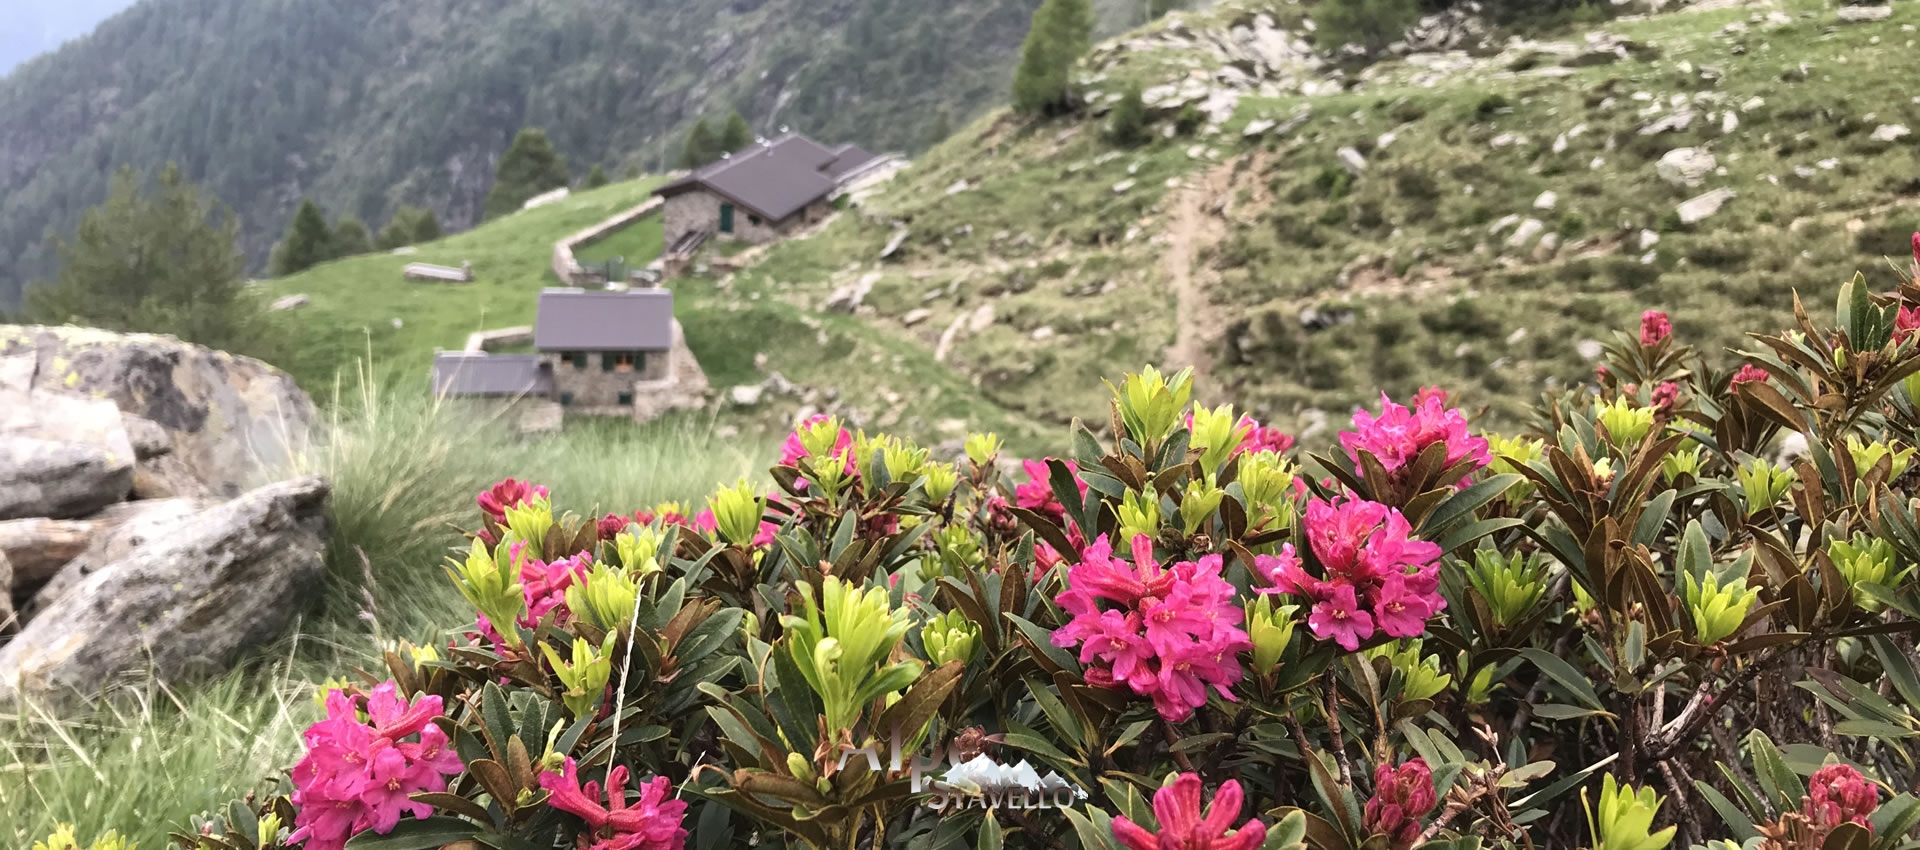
<box><xmin>539</xmin><ymin>758</ymin><xmax>689</xmax><ymax>850</ymax></box>
<box><xmin>1339</xmin><ymin>392</ymin><xmax>1490</xmax><ymax>486</ymax></box>
<box><xmin>1729</xmin><ymin>364</ymin><xmax>1770</xmax><ymax>390</ymax></box>
<box><xmin>477</xmin><ymin>478</ymin><xmax>549</xmax><ymax>544</ymax></box>
<box><xmin>1652</xmin><ymin>381</ymin><xmax>1681</xmax><ymax>415</ymax></box>
<box><xmin>1015</xmin><ymin>458</ymin><xmax>1089</xmax><ymax>525</ymax></box>
<box><xmin>288</xmin><ymin>683</ymin><xmax>463</xmax><ymax>850</ymax></box>
<box><xmin>1896</xmin><ymin>306</ymin><xmax>1920</xmax><ymax>345</ymax></box>
<box><xmin>1364</xmin><ymin>758</ymin><xmax>1437</xmax><ymax>849</ymax></box>
<box><xmin>778</xmin><ymin>415</ymin><xmax>854</xmax><ymax>488</ymax></box>
<box><xmin>1804</xmin><ymin>764</ymin><xmax>1878</xmax><ymax>830</ymax></box>
<box><xmin>1267</xmin><ymin>497</ymin><xmax>1444</xmax><ymax>650</ymax></box>
<box><xmin>1112</xmin><ymin>773</ymin><xmax>1266</xmax><ymax>850</ymax></box>
<box><xmin>1641</xmin><ymin>310</ymin><xmax>1672</xmax><ymax>346</ymax></box>
<box><xmin>1052</xmin><ymin>535</ymin><xmax>1250</xmax><ymax>722</ymax></box>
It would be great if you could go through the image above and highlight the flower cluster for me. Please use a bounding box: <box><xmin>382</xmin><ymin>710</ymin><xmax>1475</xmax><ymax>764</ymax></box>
<box><xmin>1052</xmin><ymin>535</ymin><xmax>1251</xmax><ymax>722</ymax></box>
<box><xmin>1640</xmin><ymin>310</ymin><xmax>1672</xmax><ymax>346</ymax></box>
<box><xmin>1111</xmin><ymin>773</ymin><xmax>1266</xmax><ymax>850</ymax></box>
<box><xmin>1014</xmin><ymin>457</ymin><xmax>1088</xmax><ymax>524</ymax></box>
<box><xmin>539</xmin><ymin>758</ymin><xmax>689</xmax><ymax>850</ymax></box>
<box><xmin>779</xmin><ymin>414</ymin><xmax>854</xmax><ymax>483</ymax></box>
<box><xmin>1803</xmin><ymin>764</ymin><xmax>1879</xmax><ymax>830</ymax></box>
<box><xmin>478</xmin><ymin>478</ymin><xmax>549</xmax><ymax>544</ymax></box>
<box><xmin>1339</xmin><ymin>392</ymin><xmax>1490</xmax><ymax>485</ymax></box>
<box><xmin>1256</xmin><ymin>497</ymin><xmax>1444</xmax><ymax>650</ymax></box>
<box><xmin>472</xmin><ymin>546</ymin><xmax>593</xmax><ymax>645</ymax></box>
<box><xmin>1729</xmin><ymin>363</ymin><xmax>1770</xmax><ymax>390</ymax></box>
<box><xmin>1365</xmin><ymin>758</ymin><xmax>1437</xmax><ymax>849</ymax></box>
<box><xmin>289</xmin><ymin>683</ymin><xmax>464</xmax><ymax>850</ymax></box>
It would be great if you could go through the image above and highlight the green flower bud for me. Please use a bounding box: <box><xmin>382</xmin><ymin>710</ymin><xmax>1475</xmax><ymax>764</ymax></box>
<box><xmin>709</xmin><ymin>478</ymin><xmax>767</xmax><ymax>547</ymax></box>
<box><xmin>922</xmin><ymin>461</ymin><xmax>959</xmax><ymax>504</ymax></box>
<box><xmin>1592</xmin><ymin>457</ymin><xmax>1615</xmax><ymax>483</ymax></box>
<box><xmin>613</xmin><ymin>526</ymin><xmax>664</xmax><ymax>576</ymax></box>
<box><xmin>1117</xmin><ymin>489</ymin><xmax>1162</xmax><ymax>543</ymax></box>
<box><xmin>1586</xmin><ymin>774</ymin><xmax>1676</xmax><ymax>850</ymax></box>
<box><xmin>883</xmin><ymin>439</ymin><xmax>930</xmax><ymax>482</ymax></box>
<box><xmin>257</xmin><ymin>813</ymin><xmax>283</xmax><ymax>849</ymax></box>
<box><xmin>1736</xmin><ymin>457</ymin><xmax>1796</xmax><ymax>516</ymax></box>
<box><xmin>1369</xmin><ymin>640</ymin><xmax>1452</xmax><ymax>702</ymax></box>
<box><xmin>799</xmin><ymin>416</ymin><xmax>846</xmax><ymax>462</ymax></box>
<box><xmin>1189</xmin><ymin>403</ymin><xmax>1245</xmax><ymax>473</ymax></box>
<box><xmin>780</xmin><ymin>578</ymin><xmax>923</xmax><ymax>737</ymax></box>
<box><xmin>565</xmin><ymin>559</ymin><xmax>641</xmax><ymax>630</ymax></box>
<box><xmin>964</xmin><ymin>432</ymin><xmax>1003</xmax><ymax>468</ymax></box>
<box><xmin>541</xmin><ymin>633</ymin><xmax>618</xmax><ymax>719</ymax></box>
<box><xmin>1105</xmin><ymin>366</ymin><xmax>1194</xmax><ymax>446</ymax></box>
<box><xmin>1236</xmin><ymin>449</ymin><xmax>1297</xmax><ymax>530</ymax></box>
<box><xmin>1846</xmin><ymin>435</ymin><xmax>1915</xmax><ymax>480</ymax></box>
<box><xmin>1594</xmin><ymin>397</ymin><xmax>1656</xmax><ymax>447</ymax></box>
<box><xmin>1827</xmin><ymin>533</ymin><xmax>1907</xmax><ymax>611</ymax></box>
<box><xmin>502</xmin><ymin>496</ymin><xmax>554</xmax><ymax>550</ymax></box>
<box><xmin>921</xmin><ymin>609</ymin><xmax>981</xmax><ymax>667</ymax></box>
<box><xmin>446</xmin><ymin>537</ymin><xmax>527</xmax><ymax>647</ymax></box>
<box><xmin>1661</xmin><ymin>446</ymin><xmax>1704</xmax><ymax>483</ymax></box>
<box><xmin>1246</xmin><ymin>595</ymin><xmax>1299</xmax><ymax>674</ymax></box>
<box><xmin>1682</xmin><ymin>571</ymin><xmax>1759</xmax><ymax>645</ymax></box>
<box><xmin>1465</xmin><ymin>549</ymin><xmax>1549</xmax><ymax>629</ymax></box>
<box><xmin>787</xmin><ymin>752</ymin><xmax>816</xmax><ymax>782</ymax></box>
<box><xmin>1486</xmin><ymin>434</ymin><xmax>1545</xmax><ymax>501</ymax></box>
<box><xmin>1179</xmin><ymin>475</ymin><xmax>1225</xmax><ymax>534</ymax></box>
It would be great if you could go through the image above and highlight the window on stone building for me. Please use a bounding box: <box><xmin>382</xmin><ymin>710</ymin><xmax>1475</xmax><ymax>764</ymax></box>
<box><xmin>559</xmin><ymin>392</ymin><xmax>574</xmax><ymax>406</ymax></box>
<box><xmin>605</xmin><ymin>351</ymin><xmax>638</xmax><ymax>372</ymax></box>
<box><xmin>560</xmin><ymin>351</ymin><xmax>587</xmax><ymax>369</ymax></box>
<box><xmin>617</xmin><ymin>391</ymin><xmax>634</xmax><ymax>406</ymax></box>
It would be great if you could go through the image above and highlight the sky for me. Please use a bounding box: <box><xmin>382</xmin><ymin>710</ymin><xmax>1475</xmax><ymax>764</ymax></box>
<box><xmin>0</xmin><ymin>0</ymin><xmax>138</xmax><ymax>76</ymax></box>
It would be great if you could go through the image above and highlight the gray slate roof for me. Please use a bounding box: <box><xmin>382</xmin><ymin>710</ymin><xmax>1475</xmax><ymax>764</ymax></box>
<box><xmin>432</xmin><ymin>353</ymin><xmax>551</xmax><ymax>397</ymax></box>
<box><xmin>655</xmin><ymin>133</ymin><xmax>882</xmax><ymax>221</ymax></box>
<box><xmin>533</xmin><ymin>288</ymin><xmax>674</xmax><ymax>351</ymax></box>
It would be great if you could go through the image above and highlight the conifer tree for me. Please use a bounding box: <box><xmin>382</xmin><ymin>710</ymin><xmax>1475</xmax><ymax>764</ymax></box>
<box><xmin>681</xmin><ymin>119</ymin><xmax>719</xmax><ymax>169</ymax></box>
<box><xmin>1106</xmin><ymin>83</ymin><xmax>1151</xmax><ymax>147</ymax></box>
<box><xmin>270</xmin><ymin>198</ymin><xmax>334</xmax><ymax>276</ymax></box>
<box><xmin>482</xmin><ymin>128</ymin><xmax>571</xmax><ymax>220</ymax></box>
<box><xmin>585</xmin><ymin>165</ymin><xmax>609</xmax><ymax>188</ymax></box>
<box><xmin>410</xmin><ymin>207</ymin><xmax>442</xmax><ymax>243</ymax></box>
<box><xmin>331</xmin><ymin>214</ymin><xmax>372</xmax><ymax>258</ymax></box>
<box><xmin>923</xmin><ymin>108</ymin><xmax>955</xmax><ymax>152</ymax></box>
<box><xmin>1012</xmin><ymin>0</ymin><xmax>1094</xmax><ymax>115</ymax></box>
<box><xmin>719</xmin><ymin>111</ymin><xmax>754</xmax><ymax>155</ymax></box>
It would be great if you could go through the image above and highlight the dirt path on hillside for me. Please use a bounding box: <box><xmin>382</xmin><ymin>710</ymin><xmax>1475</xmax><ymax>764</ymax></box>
<box><xmin>1163</xmin><ymin>157</ymin><xmax>1244</xmax><ymax>396</ymax></box>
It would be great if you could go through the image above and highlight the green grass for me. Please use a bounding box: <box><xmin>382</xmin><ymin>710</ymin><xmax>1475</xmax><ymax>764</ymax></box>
<box><xmin>0</xmin><ymin>370</ymin><xmax>775</xmax><ymax>848</ymax></box>
<box><xmin>572</xmin><ymin>215</ymin><xmax>664</xmax><ymax>267</ymax></box>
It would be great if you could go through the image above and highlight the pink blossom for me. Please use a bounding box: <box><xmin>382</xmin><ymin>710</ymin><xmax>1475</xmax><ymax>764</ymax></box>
<box><xmin>522</xmin><ymin>552</ymin><xmax>592</xmax><ymax>627</ymax></box>
<box><xmin>1652</xmin><ymin>381</ymin><xmax>1681</xmax><ymax>414</ymax></box>
<box><xmin>1241</xmin><ymin>422</ymin><xmax>1296</xmax><ymax>455</ymax></box>
<box><xmin>288</xmin><ymin>683</ymin><xmax>463</xmax><ymax>850</ymax></box>
<box><xmin>1729</xmin><ymin>364</ymin><xmax>1770</xmax><ymax>391</ymax></box>
<box><xmin>1896</xmin><ymin>306</ymin><xmax>1920</xmax><ymax>345</ymax></box>
<box><xmin>539</xmin><ymin>758</ymin><xmax>689</xmax><ymax>850</ymax></box>
<box><xmin>1372</xmin><ymin>577</ymin><xmax>1433</xmax><ymax>639</ymax></box>
<box><xmin>1308</xmin><ymin>584</ymin><xmax>1374</xmax><ymax>651</ymax></box>
<box><xmin>1641</xmin><ymin>310</ymin><xmax>1672</xmax><ymax>346</ymax></box>
<box><xmin>778</xmin><ymin>415</ymin><xmax>854</xmax><ymax>488</ymax></box>
<box><xmin>478</xmin><ymin>478</ymin><xmax>548</xmax><ymax>525</ymax></box>
<box><xmin>1364</xmin><ymin>759</ymin><xmax>1437</xmax><ymax>849</ymax></box>
<box><xmin>1015</xmin><ymin>458</ymin><xmax>1089</xmax><ymax>525</ymax></box>
<box><xmin>1052</xmin><ymin>535</ymin><xmax>1249</xmax><ymax>722</ymax></box>
<box><xmin>1339</xmin><ymin>392</ymin><xmax>1490</xmax><ymax>485</ymax></box>
<box><xmin>1252</xmin><ymin>544</ymin><xmax>1318</xmax><ymax>597</ymax></box>
<box><xmin>1805</xmin><ymin>764</ymin><xmax>1879</xmax><ymax>830</ymax></box>
<box><xmin>1112</xmin><ymin>774</ymin><xmax>1266</xmax><ymax>850</ymax></box>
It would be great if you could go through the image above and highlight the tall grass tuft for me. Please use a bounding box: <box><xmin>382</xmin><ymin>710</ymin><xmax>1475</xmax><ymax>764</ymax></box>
<box><xmin>0</xmin><ymin>364</ymin><xmax>772</xmax><ymax>847</ymax></box>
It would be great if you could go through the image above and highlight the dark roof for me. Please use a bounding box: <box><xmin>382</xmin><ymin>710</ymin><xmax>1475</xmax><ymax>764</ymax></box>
<box><xmin>655</xmin><ymin>133</ymin><xmax>884</xmax><ymax>221</ymax></box>
<box><xmin>432</xmin><ymin>354</ymin><xmax>551</xmax><ymax>397</ymax></box>
<box><xmin>533</xmin><ymin>288</ymin><xmax>674</xmax><ymax>351</ymax></box>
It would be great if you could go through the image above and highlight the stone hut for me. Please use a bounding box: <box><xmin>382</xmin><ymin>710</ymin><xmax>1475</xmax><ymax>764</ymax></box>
<box><xmin>655</xmin><ymin>133</ymin><xmax>886</xmax><ymax>252</ymax></box>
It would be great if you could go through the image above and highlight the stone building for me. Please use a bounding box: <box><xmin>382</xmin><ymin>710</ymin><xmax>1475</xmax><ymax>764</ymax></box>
<box><xmin>656</xmin><ymin>133</ymin><xmax>888</xmax><ymax>253</ymax></box>
<box><xmin>431</xmin><ymin>288</ymin><xmax>707</xmax><ymax>430</ymax></box>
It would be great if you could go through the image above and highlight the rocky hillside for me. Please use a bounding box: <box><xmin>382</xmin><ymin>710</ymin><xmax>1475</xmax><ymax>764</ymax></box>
<box><xmin>0</xmin><ymin>0</ymin><xmax>1149</xmax><ymax>306</ymax></box>
<box><xmin>736</xmin><ymin>0</ymin><xmax>1920</xmax><ymax>437</ymax></box>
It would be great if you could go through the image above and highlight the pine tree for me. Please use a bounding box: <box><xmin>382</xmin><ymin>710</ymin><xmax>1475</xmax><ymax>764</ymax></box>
<box><xmin>1012</xmin><ymin>0</ymin><xmax>1094</xmax><ymax>115</ymax></box>
<box><xmin>719</xmin><ymin>111</ymin><xmax>754</xmax><ymax>155</ymax></box>
<box><xmin>680</xmin><ymin>118</ymin><xmax>719</xmax><ymax>169</ymax></box>
<box><xmin>482</xmin><ymin>128</ymin><xmax>571</xmax><ymax>220</ymax></box>
<box><xmin>270</xmin><ymin>198</ymin><xmax>334</xmax><ymax>276</ymax></box>
<box><xmin>376</xmin><ymin>207</ymin><xmax>419</xmax><ymax>250</ymax></box>
<box><xmin>25</xmin><ymin>164</ymin><xmax>267</xmax><ymax>354</ymax></box>
<box><xmin>922</xmin><ymin>108</ymin><xmax>955</xmax><ymax>152</ymax></box>
<box><xmin>331</xmin><ymin>214</ymin><xmax>372</xmax><ymax>258</ymax></box>
<box><xmin>411</xmin><ymin>208</ymin><xmax>442</xmax><ymax>243</ymax></box>
<box><xmin>585</xmin><ymin>164</ymin><xmax>610</xmax><ymax>188</ymax></box>
<box><xmin>1106</xmin><ymin>83</ymin><xmax>1151</xmax><ymax>147</ymax></box>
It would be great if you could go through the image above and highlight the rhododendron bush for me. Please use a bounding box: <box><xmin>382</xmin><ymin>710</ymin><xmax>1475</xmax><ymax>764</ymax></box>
<box><xmin>164</xmin><ymin>259</ymin><xmax>1920</xmax><ymax>850</ymax></box>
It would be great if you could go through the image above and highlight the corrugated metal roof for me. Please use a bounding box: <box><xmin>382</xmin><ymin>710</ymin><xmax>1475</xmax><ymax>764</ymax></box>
<box><xmin>533</xmin><ymin>288</ymin><xmax>675</xmax><ymax>351</ymax></box>
<box><xmin>432</xmin><ymin>354</ymin><xmax>551</xmax><ymax>396</ymax></box>
<box><xmin>656</xmin><ymin>133</ymin><xmax>882</xmax><ymax>221</ymax></box>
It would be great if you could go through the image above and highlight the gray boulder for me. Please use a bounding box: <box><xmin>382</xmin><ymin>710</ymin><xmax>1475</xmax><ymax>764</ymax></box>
<box><xmin>27</xmin><ymin>498</ymin><xmax>202</xmax><ymax>606</ymax></box>
<box><xmin>0</xmin><ymin>326</ymin><xmax>316</xmax><ymax>499</ymax></box>
<box><xmin>0</xmin><ymin>517</ymin><xmax>95</xmax><ymax>592</ymax></box>
<box><xmin>0</xmin><ymin>390</ymin><xmax>135</xmax><ymax>520</ymax></box>
<box><xmin>0</xmin><ymin>476</ymin><xmax>329</xmax><ymax>704</ymax></box>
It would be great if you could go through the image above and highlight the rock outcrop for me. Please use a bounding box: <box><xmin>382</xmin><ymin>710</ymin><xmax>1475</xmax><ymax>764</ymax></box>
<box><xmin>0</xmin><ymin>389</ymin><xmax>135</xmax><ymax>520</ymax></box>
<box><xmin>0</xmin><ymin>476</ymin><xmax>330</xmax><ymax>704</ymax></box>
<box><xmin>0</xmin><ymin>325</ymin><xmax>316</xmax><ymax>500</ymax></box>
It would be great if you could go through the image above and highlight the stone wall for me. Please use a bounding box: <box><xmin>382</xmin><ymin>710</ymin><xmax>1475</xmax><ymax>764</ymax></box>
<box><xmin>550</xmin><ymin>197</ymin><xmax>663</xmax><ymax>285</ymax></box>
<box><xmin>662</xmin><ymin>190</ymin><xmax>831</xmax><ymax>250</ymax></box>
<box><xmin>540</xmin><ymin>349</ymin><xmax>670</xmax><ymax>413</ymax></box>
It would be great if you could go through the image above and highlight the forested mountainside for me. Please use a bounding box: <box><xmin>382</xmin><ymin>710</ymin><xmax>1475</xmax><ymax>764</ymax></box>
<box><xmin>0</xmin><ymin>0</ymin><xmax>137</xmax><ymax>74</ymax></box>
<box><xmin>0</xmin><ymin>0</ymin><xmax>1145</xmax><ymax>306</ymax></box>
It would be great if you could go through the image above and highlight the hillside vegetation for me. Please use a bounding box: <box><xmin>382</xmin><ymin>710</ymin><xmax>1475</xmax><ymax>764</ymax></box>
<box><xmin>0</xmin><ymin>0</ymin><xmax>1151</xmax><ymax>305</ymax></box>
<box><xmin>736</xmin><ymin>0</ymin><xmax>1920</xmax><ymax>435</ymax></box>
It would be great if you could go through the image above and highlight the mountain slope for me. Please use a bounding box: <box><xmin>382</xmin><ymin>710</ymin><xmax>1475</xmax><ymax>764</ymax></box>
<box><xmin>734</xmin><ymin>0</ymin><xmax>1920</xmax><ymax>434</ymax></box>
<box><xmin>0</xmin><ymin>0</ymin><xmax>1148</xmax><ymax>306</ymax></box>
